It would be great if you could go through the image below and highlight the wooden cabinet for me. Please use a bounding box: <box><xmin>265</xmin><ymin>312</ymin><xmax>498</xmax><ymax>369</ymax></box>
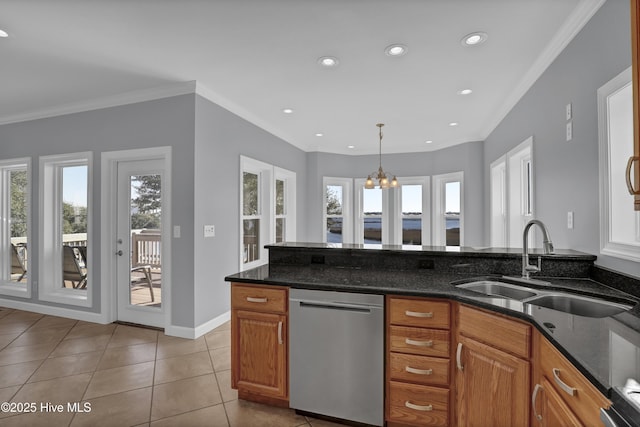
<box><xmin>631</xmin><ymin>0</ymin><xmax>640</xmax><ymax>210</ymax></box>
<box><xmin>231</xmin><ymin>283</ymin><xmax>288</xmax><ymax>406</ymax></box>
<box><xmin>386</xmin><ymin>297</ymin><xmax>452</xmax><ymax>427</ymax></box>
<box><xmin>532</xmin><ymin>331</ymin><xmax>610</xmax><ymax>426</ymax></box>
<box><xmin>456</xmin><ymin>305</ymin><xmax>531</xmax><ymax>427</ymax></box>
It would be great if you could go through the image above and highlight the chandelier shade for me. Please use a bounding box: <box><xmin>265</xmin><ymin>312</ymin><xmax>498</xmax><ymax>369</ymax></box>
<box><xmin>364</xmin><ymin>123</ymin><xmax>398</xmax><ymax>189</ymax></box>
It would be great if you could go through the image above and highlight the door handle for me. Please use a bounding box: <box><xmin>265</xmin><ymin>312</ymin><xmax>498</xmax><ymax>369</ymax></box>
<box><xmin>552</xmin><ymin>368</ymin><xmax>576</xmax><ymax>396</ymax></box>
<box><xmin>532</xmin><ymin>383</ymin><xmax>543</xmax><ymax>422</ymax></box>
<box><xmin>456</xmin><ymin>342</ymin><xmax>464</xmax><ymax>371</ymax></box>
<box><xmin>116</xmin><ymin>250</ymin><xmax>123</xmax><ymax>256</ymax></box>
<box><xmin>277</xmin><ymin>321</ymin><xmax>283</xmax><ymax>345</ymax></box>
<box><xmin>626</xmin><ymin>156</ymin><xmax>640</xmax><ymax>195</ymax></box>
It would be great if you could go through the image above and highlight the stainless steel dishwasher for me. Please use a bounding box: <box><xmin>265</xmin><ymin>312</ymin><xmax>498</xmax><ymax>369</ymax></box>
<box><xmin>289</xmin><ymin>288</ymin><xmax>384</xmax><ymax>426</ymax></box>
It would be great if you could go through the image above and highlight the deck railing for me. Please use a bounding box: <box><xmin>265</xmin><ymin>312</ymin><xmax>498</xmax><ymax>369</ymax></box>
<box><xmin>132</xmin><ymin>230</ymin><xmax>162</xmax><ymax>268</ymax></box>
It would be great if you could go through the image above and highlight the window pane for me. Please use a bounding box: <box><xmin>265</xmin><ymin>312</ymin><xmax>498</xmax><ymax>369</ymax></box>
<box><xmin>327</xmin><ymin>218</ymin><xmax>343</xmax><ymax>243</ymax></box>
<box><xmin>243</xmin><ymin>219</ymin><xmax>260</xmax><ymax>263</ymax></box>
<box><xmin>326</xmin><ymin>185</ymin><xmax>343</xmax><ymax>215</ymax></box>
<box><xmin>402</xmin><ymin>185</ymin><xmax>422</xmax><ymax>245</ymax></box>
<box><xmin>243</xmin><ymin>172</ymin><xmax>258</xmax><ymax>216</ymax></box>
<box><xmin>363</xmin><ymin>188</ymin><xmax>382</xmax><ymax>243</ymax></box>
<box><xmin>9</xmin><ymin>169</ymin><xmax>28</xmax><ymax>282</ymax></box>
<box><xmin>276</xmin><ymin>218</ymin><xmax>285</xmax><ymax>243</ymax></box>
<box><xmin>445</xmin><ymin>182</ymin><xmax>460</xmax><ymax>246</ymax></box>
<box><xmin>62</xmin><ymin>165</ymin><xmax>88</xmax><ymax>289</ymax></box>
<box><xmin>276</xmin><ymin>179</ymin><xmax>285</xmax><ymax>215</ymax></box>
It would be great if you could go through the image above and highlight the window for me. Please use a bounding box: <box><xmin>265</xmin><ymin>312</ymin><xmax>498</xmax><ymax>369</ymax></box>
<box><xmin>396</xmin><ymin>177</ymin><xmax>430</xmax><ymax>246</ymax></box>
<box><xmin>433</xmin><ymin>172</ymin><xmax>463</xmax><ymax>246</ymax></box>
<box><xmin>490</xmin><ymin>137</ymin><xmax>534</xmax><ymax>248</ymax></box>
<box><xmin>355</xmin><ymin>179</ymin><xmax>388</xmax><ymax>244</ymax></box>
<box><xmin>323</xmin><ymin>177</ymin><xmax>352</xmax><ymax>244</ymax></box>
<box><xmin>39</xmin><ymin>152</ymin><xmax>92</xmax><ymax>306</ymax></box>
<box><xmin>240</xmin><ymin>156</ymin><xmax>296</xmax><ymax>269</ymax></box>
<box><xmin>0</xmin><ymin>158</ymin><xmax>31</xmax><ymax>297</ymax></box>
<box><xmin>598</xmin><ymin>67</ymin><xmax>640</xmax><ymax>261</ymax></box>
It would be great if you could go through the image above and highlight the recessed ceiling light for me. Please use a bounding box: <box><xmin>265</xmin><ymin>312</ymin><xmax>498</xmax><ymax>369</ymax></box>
<box><xmin>318</xmin><ymin>56</ymin><xmax>339</xmax><ymax>67</ymax></box>
<box><xmin>315</xmin><ymin>133</ymin><xmax>324</xmax><ymax>137</ymax></box>
<box><xmin>385</xmin><ymin>44</ymin><xmax>408</xmax><ymax>57</ymax></box>
<box><xmin>461</xmin><ymin>32</ymin><xmax>488</xmax><ymax>46</ymax></box>
<box><xmin>347</xmin><ymin>145</ymin><xmax>355</xmax><ymax>149</ymax></box>
<box><xmin>425</xmin><ymin>140</ymin><xmax>433</xmax><ymax>144</ymax></box>
<box><xmin>458</xmin><ymin>89</ymin><xmax>473</xmax><ymax>95</ymax></box>
<box><xmin>449</xmin><ymin>122</ymin><xmax>459</xmax><ymax>127</ymax></box>
<box><xmin>282</xmin><ymin>108</ymin><xmax>294</xmax><ymax>114</ymax></box>
<box><xmin>0</xmin><ymin>29</ymin><xmax>8</xmax><ymax>38</ymax></box>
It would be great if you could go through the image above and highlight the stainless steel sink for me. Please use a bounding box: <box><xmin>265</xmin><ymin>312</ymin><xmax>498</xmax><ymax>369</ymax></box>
<box><xmin>456</xmin><ymin>281</ymin><xmax>538</xmax><ymax>300</ymax></box>
<box><xmin>454</xmin><ymin>278</ymin><xmax>636</xmax><ymax>318</ymax></box>
<box><xmin>525</xmin><ymin>294</ymin><xmax>633</xmax><ymax>318</ymax></box>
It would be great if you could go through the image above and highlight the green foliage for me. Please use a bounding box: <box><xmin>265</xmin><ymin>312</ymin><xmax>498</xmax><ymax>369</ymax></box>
<box><xmin>10</xmin><ymin>170</ymin><xmax>28</xmax><ymax>238</ymax></box>
<box><xmin>131</xmin><ymin>175</ymin><xmax>161</xmax><ymax>230</ymax></box>
<box><xmin>243</xmin><ymin>172</ymin><xmax>258</xmax><ymax>215</ymax></box>
<box><xmin>326</xmin><ymin>187</ymin><xmax>342</xmax><ymax>215</ymax></box>
<box><xmin>62</xmin><ymin>203</ymin><xmax>87</xmax><ymax>234</ymax></box>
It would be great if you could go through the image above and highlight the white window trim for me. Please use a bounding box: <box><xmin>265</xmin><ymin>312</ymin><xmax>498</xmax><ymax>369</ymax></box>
<box><xmin>507</xmin><ymin>137</ymin><xmax>534</xmax><ymax>248</ymax></box>
<box><xmin>274</xmin><ymin>166</ymin><xmax>296</xmax><ymax>243</ymax></box>
<box><xmin>393</xmin><ymin>176</ymin><xmax>431</xmax><ymax>246</ymax></box>
<box><xmin>240</xmin><ymin>156</ymin><xmax>271</xmax><ymax>271</ymax></box>
<box><xmin>490</xmin><ymin>155</ymin><xmax>507</xmax><ymax>247</ymax></box>
<box><xmin>0</xmin><ymin>157</ymin><xmax>31</xmax><ymax>298</ymax></box>
<box><xmin>598</xmin><ymin>66</ymin><xmax>640</xmax><ymax>262</ymax></box>
<box><xmin>432</xmin><ymin>171</ymin><xmax>464</xmax><ymax>247</ymax></box>
<box><xmin>39</xmin><ymin>152</ymin><xmax>92</xmax><ymax>307</ymax></box>
<box><xmin>355</xmin><ymin>178</ymin><xmax>390</xmax><ymax>245</ymax></box>
<box><xmin>323</xmin><ymin>177</ymin><xmax>353</xmax><ymax>244</ymax></box>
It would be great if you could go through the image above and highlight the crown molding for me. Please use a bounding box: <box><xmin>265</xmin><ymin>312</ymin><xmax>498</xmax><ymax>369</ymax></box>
<box><xmin>481</xmin><ymin>0</ymin><xmax>607</xmax><ymax>140</ymax></box>
<box><xmin>0</xmin><ymin>81</ymin><xmax>198</xmax><ymax>126</ymax></box>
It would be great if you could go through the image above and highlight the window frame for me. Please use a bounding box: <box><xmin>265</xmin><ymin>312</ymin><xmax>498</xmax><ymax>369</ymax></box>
<box><xmin>393</xmin><ymin>176</ymin><xmax>431</xmax><ymax>246</ymax></box>
<box><xmin>598</xmin><ymin>66</ymin><xmax>640</xmax><ymax>262</ymax></box>
<box><xmin>432</xmin><ymin>171</ymin><xmax>464</xmax><ymax>247</ymax></box>
<box><xmin>0</xmin><ymin>157</ymin><xmax>32</xmax><ymax>297</ymax></box>
<box><xmin>355</xmin><ymin>178</ymin><xmax>389</xmax><ymax>245</ymax></box>
<box><xmin>274</xmin><ymin>166</ymin><xmax>296</xmax><ymax>244</ymax></box>
<box><xmin>322</xmin><ymin>177</ymin><xmax>353</xmax><ymax>244</ymax></box>
<box><xmin>39</xmin><ymin>152</ymin><xmax>92</xmax><ymax>307</ymax></box>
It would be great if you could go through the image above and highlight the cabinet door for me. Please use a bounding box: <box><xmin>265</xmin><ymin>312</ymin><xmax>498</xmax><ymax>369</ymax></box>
<box><xmin>533</xmin><ymin>378</ymin><xmax>583</xmax><ymax>427</ymax></box>
<box><xmin>456</xmin><ymin>336</ymin><xmax>530</xmax><ymax>427</ymax></box>
<box><xmin>232</xmin><ymin>309</ymin><xmax>287</xmax><ymax>399</ymax></box>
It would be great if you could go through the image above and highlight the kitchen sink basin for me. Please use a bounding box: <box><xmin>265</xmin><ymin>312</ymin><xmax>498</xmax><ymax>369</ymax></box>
<box><xmin>525</xmin><ymin>294</ymin><xmax>633</xmax><ymax>318</ymax></box>
<box><xmin>456</xmin><ymin>281</ymin><xmax>538</xmax><ymax>300</ymax></box>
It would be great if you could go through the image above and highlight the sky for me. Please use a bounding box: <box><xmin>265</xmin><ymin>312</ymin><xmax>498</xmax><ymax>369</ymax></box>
<box><xmin>362</xmin><ymin>182</ymin><xmax>460</xmax><ymax>213</ymax></box>
<box><xmin>62</xmin><ymin>166</ymin><xmax>88</xmax><ymax>207</ymax></box>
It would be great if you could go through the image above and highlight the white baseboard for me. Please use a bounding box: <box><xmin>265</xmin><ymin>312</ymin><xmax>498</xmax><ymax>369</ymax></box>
<box><xmin>0</xmin><ymin>298</ymin><xmax>110</xmax><ymax>323</ymax></box>
<box><xmin>165</xmin><ymin>310</ymin><xmax>231</xmax><ymax>339</ymax></box>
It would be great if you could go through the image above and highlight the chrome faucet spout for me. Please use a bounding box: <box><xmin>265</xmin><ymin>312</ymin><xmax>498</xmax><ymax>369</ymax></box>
<box><xmin>522</xmin><ymin>219</ymin><xmax>555</xmax><ymax>280</ymax></box>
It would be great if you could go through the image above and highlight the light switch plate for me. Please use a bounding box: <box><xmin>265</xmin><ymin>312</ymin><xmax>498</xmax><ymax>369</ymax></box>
<box><xmin>566</xmin><ymin>122</ymin><xmax>572</xmax><ymax>141</ymax></box>
<box><xmin>566</xmin><ymin>103</ymin><xmax>572</xmax><ymax>120</ymax></box>
<box><xmin>567</xmin><ymin>211</ymin><xmax>574</xmax><ymax>229</ymax></box>
<box><xmin>204</xmin><ymin>225</ymin><xmax>215</xmax><ymax>237</ymax></box>
<box><xmin>173</xmin><ymin>225</ymin><xmax>181</xmax><ymax>238</ymax></box>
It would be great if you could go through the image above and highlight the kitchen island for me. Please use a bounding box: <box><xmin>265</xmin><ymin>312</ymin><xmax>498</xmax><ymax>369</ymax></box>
<box><xmin>226</xmin><ymin>243</ymin><xmax>640</xmax><ymax>426</ymax></box>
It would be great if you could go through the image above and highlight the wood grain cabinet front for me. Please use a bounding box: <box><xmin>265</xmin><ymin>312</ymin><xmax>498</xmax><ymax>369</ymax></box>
<box><xmin>231</xmin><ymin>283</ymin><xmax>288</xmax><ymax>407</ymax></box>
<box><xmin>386</xmin><ymin>297</ymin><xmax>452</xmax><ymax>427</ymax></box>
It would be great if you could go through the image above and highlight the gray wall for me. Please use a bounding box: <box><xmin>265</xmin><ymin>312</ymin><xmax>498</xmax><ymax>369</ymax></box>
<box><xmin>193</xmin><ymin>95</ymin><xmax>308</xmax><ymax>327</ymax></box>
<box><xmin>0</xmin><ymin>95</ymin><xmax>197</xmax><ymax>323</ymax></box>
<box><xmin>305</xmin><ymin>141</ymin><xmax>485</xmax><ymax>246</ymax></box>
<box><xmin>484</xmin><ymin>0</ymin><xmax>639</xmax><ymax>278</ymax></box>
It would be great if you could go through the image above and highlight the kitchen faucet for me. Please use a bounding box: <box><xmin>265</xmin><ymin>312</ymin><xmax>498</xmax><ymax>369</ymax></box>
<box><xmin>522</xmin><ymin>219</ymin><xmax>555</xmax><ymax>280</ymax></box>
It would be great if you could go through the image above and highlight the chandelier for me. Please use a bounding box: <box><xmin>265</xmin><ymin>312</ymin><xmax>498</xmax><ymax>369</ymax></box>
<box><xmin>365</xmin><ymin>123</ymin><xmax>398</xmax><ymax>189</ymax></box>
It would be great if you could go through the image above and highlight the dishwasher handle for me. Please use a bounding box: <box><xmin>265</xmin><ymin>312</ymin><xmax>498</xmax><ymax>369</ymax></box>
<box><xmin>297</xmin><ymin>301</ymin><xmax>373</xmax><ymax>313</ymax></box>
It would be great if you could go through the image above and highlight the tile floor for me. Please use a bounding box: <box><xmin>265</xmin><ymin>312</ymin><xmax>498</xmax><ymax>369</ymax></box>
<box><xmin>0</xmin><ymin>307</ymin><xmax>346</xmax><ymax>427</ymax></box>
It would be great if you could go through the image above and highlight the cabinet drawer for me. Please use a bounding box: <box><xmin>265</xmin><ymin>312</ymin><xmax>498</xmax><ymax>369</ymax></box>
<box><xmin>539</xmin><ymin>337</ymin><xmax>610</xmax><ymax>424</ymax></box>
<box><xmin>459</xmin><ymin>304</ymin><xmax>530</xmax><ymax>358</ymax></box>
<box><xmin>389</xmin><ymin>353</ymin><xmax>450</xmax><ymax>386</ymax></box>
<box><xmin>388</xmin><ymin>381</ymin><xmax>448</xmax><ymax>427</ymax></box>
<box><xmin>389</xmin><ymin>297</ymin><xmax>450</xmax><ymax>329</ymax></box>
<box><xmin>231</xmin><ymin>284</ymin><xmax>287</xmax><ymax>313</ymax></box>
<box><xmin>389</xmin><ymin>326</ymin><xmax>450</xmax><ymax>358</ymax></box>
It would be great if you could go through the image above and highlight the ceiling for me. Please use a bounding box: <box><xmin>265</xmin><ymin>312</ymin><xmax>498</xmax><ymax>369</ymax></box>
<box><xmin>0</xmin><ymin>0</ymin><xmax>605</xmax><ymax>154</ymax></box>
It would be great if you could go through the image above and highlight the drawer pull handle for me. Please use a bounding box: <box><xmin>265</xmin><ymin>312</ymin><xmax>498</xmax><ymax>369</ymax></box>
<box><xmin>246</xmin><ymin>297</ymin><xmax>268</xmax><ymax>303</ymax></box>
<box><xmin>405</xmin><ymin>310</ymin><xmax>433</xmax><ymax>318</ymax></box>
<box><xmin>405</xmin><ymin>401</ymin><xmax>433</xmax><ymax>412</ymax></box>
<box><xmin>277</xmin><ymin>321</ymin><xmax>283</xmax><ymax>345</ymax></box>
<box><xmin>552</xmin><ymin>368</ymin><xmax>576</xmax><ymax>396</ymax></box>
<box><xmin>405</xmin><ymin>366</ymin><xmax>433</xmax><ymax>375</ymax></box>
<box><xmin>626</xmin><ymin>156</ymin><xmax>640</xmax><ymax>195</ymax></box>
<box><xmin>532</xmin><ymin>383</ymin><xmax>543</xmax><ymax>422</ymax></box>
<box><xmin>456</xmin><ymin>342</ymin><xmax>464</xmax><ymax>371</ymax></box>
<box><xmin>405</xmin><ymin>338</ymin><xmax>433</xmax><ymax>347</ymax></box>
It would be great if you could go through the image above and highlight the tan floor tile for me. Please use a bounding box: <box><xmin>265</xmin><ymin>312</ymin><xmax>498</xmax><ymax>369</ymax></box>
<box><xmin>108</xmin><ymin>325</ymin><xmax>158</xmax><ymax>348</ymax></box>
<box><xmin>65</xmin><ymin>322</ymin><xmax>116</xmax><ymax>340</ymax></box>
<box><xmin>151</xmin><ymin>374</ymin><xmax>222</xmax><ymax>420</ymax></box>
<box><xmin>212</xmin><ymin>321</ymin><xmax>230</xmax><ymax>332</ymax></box>
<box><xmin>307</xmin><ymin>416</ymin><xmax>350</xmax><ymax>426</ymax></box>
<box><xmin>156</xmin><ymin>336</ymin><xmax>207</xmax><ymax>359</ymax></box>
<box><xmin>204</xmin><ymin>330</ymin><xmax>231</xmax><ymax>350</ymax></box>
<box><xmin>210</xmin><ymin>346</ymin><xmax>231</xmax><ymax>372</ymax></box>
<box><xmin>12</xmin><ymin>373</ymin><xmax>92</xmax><ymax>405</ymax></box>
<box><xmin>50</xmin><ymin>334</ymin><xmax>111</xmax><ymax>357</ymax></box>
<box><xmin>30</xmin><ymin>316</ymin><xmax>77</xmax><ymax>330</ymax></box>
<box><xmin>0</xmin><ymin>360</ymin><xmax>42</xmax><ymax>387</ymax></box>
<box><xmin>0</xmin><ymin>342</ymin><xmax>57</xmax><ymax>366</ymax></box>
<box><xmin>29</xmin><ymin>350</ymin><xmax>102</xmax><ymax>382</ymax></box>
<box><xmin>154</xmin><ymin>350</ymin><xmax>213</xmax><ymax>384</ymax></box>
<box><xmin>0</xmin><ymin>386</ymin><xmax>21</xmax><ymax>421</ymax></box>
<box><xmin>70</xmin><ymin>386</ymin><xmax>152</xmax><ymax>427</ymax></box>
<box><xmin>0</xmin><ymin>308</ymin><xmax>14</xmax><ymax>319</ymax></box>
<box><xmin>150</xmin><ymin>404</ymin><xmax>229</xmax><ymax>427</ymax></box>
<box><xmin>0</xmin><ymin>320</ymin><xmax>38</xmax><ymax>336</ymax></box>
<box><xmin>224</xmin><ymin>399</ymin><xmax>307</xmax><ymax>427</ymax></box>
<box><xmin>3</xmin><ymin>311</ymin><xmax>42</xmax><ymax>322</ymax></box>
<box><xmin>84</xmin><ymin>361</ymin><xmax>155</xmax><ymax>399</ymax></box>
<box><xmin>96</xmin><ymin>342</ymin><xmax>157</xmax><ymax>371</ymax></box>
<box><xmin>214</xmin><ymin>370</ymin><xmax>237</xmax><ymax>403</ymax></box>
<box><xmin>0</xmin><ymin>333</ymin><xmax>19</xmax><ymax>350</ymax></box>
<box><xmin>0</xmin><ymin>410</ymin><xmax>74</xmax><ymax>427</ymax></box>
<box><xmin>8</xmin><ymin>325</ymin><xmax>71</xmax><ymax>348</ymax></box>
